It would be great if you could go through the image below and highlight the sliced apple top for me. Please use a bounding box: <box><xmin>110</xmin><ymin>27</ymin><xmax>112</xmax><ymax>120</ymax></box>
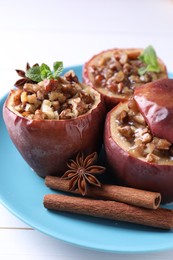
<box><xmin>134</xmin><ymin>78</ymin><xmax>173</xmax><ymax>144</ymax></box>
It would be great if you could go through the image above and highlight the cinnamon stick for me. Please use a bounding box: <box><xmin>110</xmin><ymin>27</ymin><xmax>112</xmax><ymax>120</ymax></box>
<box><xmin>43</xmin><ymin>194</ymin><xmax>173</xmax><ymax>229</ymax></box>
<box><xmin>45</xmin><ymin>176</ymin><xmax>161</xmax><ymax>209</ymax></box>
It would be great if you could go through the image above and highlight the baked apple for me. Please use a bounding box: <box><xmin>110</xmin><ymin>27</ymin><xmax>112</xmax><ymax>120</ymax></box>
<box><xmin>83</xmin><ymin>46</ymin><xmax>167</xmax><ymax>110</ymax></box>
<box><xmin>3</xmin><ymin>63</ymin><xmax>105</xmax><ymax>178</ymax></box>
<box><xmin>104</xmin><ymin>79</ymin><xmax>173</xmax><ymax>203</ymax></box>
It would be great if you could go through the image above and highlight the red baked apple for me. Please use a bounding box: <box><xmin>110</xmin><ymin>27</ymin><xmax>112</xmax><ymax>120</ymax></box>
<box><xmin>3</xmin><ymin>68</ymin><xmax>105</xmax><ymax>178</ymax></box>
<box><xmin>83</xmin><ymin>46</ymin><xmax>167</xmax><ymax>110</ymax></box>
<box><xmin>104</xmin><ymin>81</ymin><xmax>173</xmax><ymax>203</ymax></box>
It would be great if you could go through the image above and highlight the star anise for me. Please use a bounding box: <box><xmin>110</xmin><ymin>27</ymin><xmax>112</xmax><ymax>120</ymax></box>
<box><xmin>62</xmin><ymin>152</ymin><xmax>105</xmax><ymax>196</ymax></box>
<box><xmin>14</xmin><ymin>62</ymin><xmax>39</xmax><ymax>89</ymax></box>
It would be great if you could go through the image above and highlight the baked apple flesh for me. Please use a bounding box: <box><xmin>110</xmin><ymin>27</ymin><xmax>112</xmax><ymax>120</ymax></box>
<box><xmin>134</xmin><ymin>79</ymin><xmax>173</xmax><ymax>144</ymax></box>
<box><xmin>3</xmin><ymin>71</ymin><xmax>105</xmax><ymax>177</ymax></box>
<box><xmin>104</xmin><ymin>98</ymin><xmax>173</xmax><ymax>203</ymax></box>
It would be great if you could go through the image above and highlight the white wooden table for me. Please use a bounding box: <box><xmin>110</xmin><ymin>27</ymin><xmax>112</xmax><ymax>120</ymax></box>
<box><xmin>1</xmin><ymin>0</ymin><xmax>173</xmax><ymax>259</ymax></box>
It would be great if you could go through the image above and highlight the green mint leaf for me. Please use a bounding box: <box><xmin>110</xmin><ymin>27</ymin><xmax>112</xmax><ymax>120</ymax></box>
<box><xmin>25</xmin><ymin>61</ymin><xmax>64</xmax><ymax>82</ymax></box>
<box><xmin>146</xmin><ymin>64</ymin><xmax>161</xmax><ymax>73</ymax></box>
<box><xmin>138</xmin><ymin>67</ymin><xmax>148</xmax><ymax>76</ymax></box>
<box><xmin>40</xmin><ymin>63</ymin><xmax>53</xmax><ymax>80</ymax></box>
<box><xmin>53</xmin><ymin>61</ymin><xmax>63</xmax><ymax>79</ymax></box>
<box><xmin>138</xmin><ymin>45</ymin><xmax>160</xmax><ymax>75</ymax></box>
<box><xmin>25</xmin><ymin>65</ymin><xmax>42</xmax><ymax>82</ymax></box>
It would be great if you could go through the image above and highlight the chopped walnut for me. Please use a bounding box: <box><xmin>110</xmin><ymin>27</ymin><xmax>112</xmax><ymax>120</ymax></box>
<box><xmin>145</xmin><ymin>143</ymin><xmax>155</xmax><ymax>154</ymax></box>
<box><xmin>48</xmin><ymin>91</ymin><xmax>61</xmax><ymax>101</ymax></box>
<box><xmin>114</xmin><ymin>71</ymin><xmax>125</xmax><ymax>83</ymax></box>
<box><xmin>154</xmin><ymin>138</ymin><xmax>172</xmax><ymax>150</ymax></box>
<box><xmin>23</xmin><ymin>83</ymin><xmax>42</xmax><ymax>93</ymax></box>
<box><xmin>12</xmin><ymin>89</ymin><xmax>23</xmax><ymax>106</ymax></box>
<box><xmin>117</xmin><ymin>82</ymin><xmax>124</xmax><ymax>93</ymax></box>
<box><xmin>146</xmin><ymin>153</ymin><xmax>160</xmax><ymax>163</ymax></box>
<box><xmin>128</xmin><ymin>144</ymin><xmax>146</xmax><ymax>157</ymax></box>
<box><xmin>51</xmin><ymin>101</ymin><xmax>60</xmax><ymax>111</ymax></box>
<box><xmin>140</xmin><ymin>132</ymin><xmax>152</xmax><ymax>144</ymax></box>
<box><xmin>116</xmin><ymin>110</ymin><xmax>128</xmax><ymax>124</ymax></box>
<box><xmin>36</xmin><ymin>90</ymin><xmax>45</xmax><ymax>101</ymax></box>
<box><xmin>59</xmin><ymin>108</ymin><xmax>73</xmax><ymax>119</ymax></box>
<box><xmin>133</xmin><ymin>113</ymin><xmax>145</xmax><ymax>125</ymax></box>
<box><xmin>20</xmin><ymin>91</ymin><xmax>28</xmax><ymax>103</ymax></box>
<box><xmin>25</xmin><ymin>103</ymin><xmax>36</xmax><ymax>114</ymax></box>
<box><xmin>27</xmin><ymin>94</ymin><xmax>37</xmax><ymax>104</ymax></box>
<box><xmin>33</xmin><ymin>110</ymin><xmax>46</xmax><ymax>120</ymax></box>
<box><xmin>119</xmin><ymin>53</ymin><xmax>128</xmax><ymax>64</ymax></box>
<box><xmin>118</xmin><ymin>125</ymin><xmax>134</xmax><ymax>139</ymax></box>
<box><xmin>128</xmin><ymin>98</ymin><xmax>139</xmax><ymax>114</ymax></box>
<box><xmin>14</xmin><ymin>104</ymin><xmax>25</xmax><ymax>112</ymax></box>
<box><xmin>65</xmin><ymin>70</ymin><xmax>79</xmax><ymax>83</ymax></box>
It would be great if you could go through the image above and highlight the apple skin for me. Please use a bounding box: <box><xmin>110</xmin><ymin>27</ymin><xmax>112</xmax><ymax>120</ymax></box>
<box><xmin>134</xmin><ymin>78</ymin><xmax>173</xmax><ymax>144</ymax></box>
<box><xmin>83</xmin><ymin>48</ymin><xmax>168</xmax><ymax>111</ymax></box>
<box><xmin>3</xmin><ymin>91</ymin><xmax>105</xmax><ymax>178</ymax></box>
<box><xmin>104</xmin><ymin>103</ymin><xmax>173</xmax><ymax>204</ymax></box>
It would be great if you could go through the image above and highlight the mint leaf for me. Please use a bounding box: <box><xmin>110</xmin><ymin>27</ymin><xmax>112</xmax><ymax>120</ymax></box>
<box><xmin>40</xmin><ymin>63</ymin><xmax>53</xmax><ymax>80</ymax></box>
<box><xmin>25</xmin><ymin>65</ymin><xmax>42</xmax><ymax>82</ymax></box>
<box><xmin>139</xmin><ymin>46</ymin><xmax>157</xmax><ymax>66</ymax></box>
<box><xmin>138</xmin><ymin>67</ymin><xmax>148</xmax><ymax>75</ymax></box>
<box><xmin>25</xmin><ymin>61</ymin><xmax>64</xmax><ymax>82</ymax></box>
<box><xmin>53</xmin><ymin>61</ymin><xmax>63</xmax><ymax>79</ymax></box>
<box><xmin>138</xmin><ymin>45</ymin><xmax>160</xmax><ymax>75</ymax></box>
<box><xmin>146</xmin><ymin>64</ymin><xmax>160</xmax><ymax>73</ymax></box>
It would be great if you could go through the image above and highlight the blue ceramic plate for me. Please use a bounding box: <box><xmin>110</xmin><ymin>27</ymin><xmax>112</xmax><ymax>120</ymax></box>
<box><xmin>1</xmin><ymin>66</ymin><xmax>173</xmax><ymax>253</ymax></box>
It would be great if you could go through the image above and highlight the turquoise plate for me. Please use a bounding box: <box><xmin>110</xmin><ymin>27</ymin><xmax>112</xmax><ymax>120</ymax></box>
<box><xmin>0</xmin><ymin>66</ymin><xmax>173</xmax><ymax>253</ymax></box>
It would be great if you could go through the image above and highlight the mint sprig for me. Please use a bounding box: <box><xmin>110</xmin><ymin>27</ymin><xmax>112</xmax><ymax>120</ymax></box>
<box><xmin>40</xmin><ymin>63</ymin><xmax>53</xmax><ymax>80</ymax></box>
<box><xmin>138</xmin><ymin>45</ymin><xmax>161</xmax><ymax>75</ymax></box>
<box><xmin>25</xmin><ymin>65</ymin><xmax>42</xmax><ymax>82</ymax></box>
<box><xmin>25</xmin><ymin>61</ymin><xmax>63</xmax><ymax>83</ymax></box>
<box><xmin>53</xmin><ymin>61</ymin><xmax>63</xmax><ymax>79</ymax></box>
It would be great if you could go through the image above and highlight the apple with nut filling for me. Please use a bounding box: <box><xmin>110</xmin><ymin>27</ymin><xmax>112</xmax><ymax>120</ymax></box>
<box><xmin>83</xmin><ymin>46</ymin><xmax>167</xmax><ymax>110</ymax></box>
<box><xmin>3</xmin><ymin>63</ymin><xmax>105</xmax><ymax>178</ymax></box>
<box><xmin>104</xmin><ymin>79</ymin><xmax>173</xmax><ymax>203</ymax></box>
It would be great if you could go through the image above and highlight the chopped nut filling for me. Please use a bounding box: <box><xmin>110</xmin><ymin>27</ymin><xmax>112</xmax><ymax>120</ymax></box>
<box><xmin>116</xmin><ymin>98</ymin><xmax>173</xmax><ymax>163</ymax></box>
<box><xmin>89</xmin><ymin>50</ymin><xmax>163</xmax><ymax>95</ymax></box>
<box><xmin>11</xmin><ymin>71</ymin><xmax>96</xmax><ymax>120</ymax></box>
